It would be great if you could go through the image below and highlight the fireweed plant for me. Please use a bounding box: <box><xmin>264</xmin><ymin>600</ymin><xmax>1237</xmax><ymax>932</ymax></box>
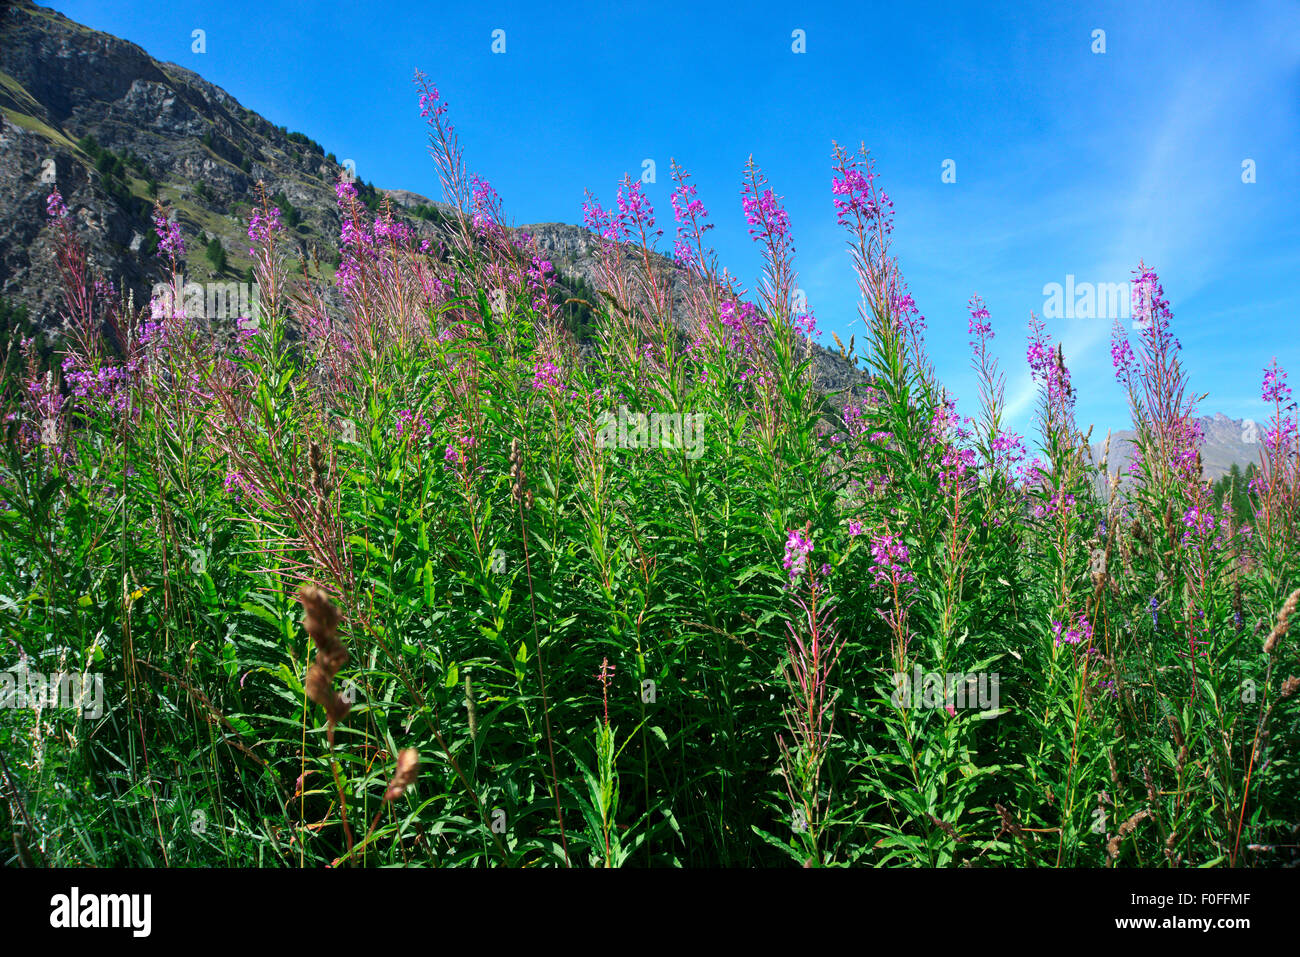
<box><xmin>1</xmin><ymin>78</ymin><xmax>1297</xmax><ymax>868</ymax></box>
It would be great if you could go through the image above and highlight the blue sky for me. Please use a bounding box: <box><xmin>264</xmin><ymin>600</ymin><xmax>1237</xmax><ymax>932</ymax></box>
<box><xmin>48</xmin><ymin>0</ymin><xmax>1300</xmax><ymax>439</ymax></box>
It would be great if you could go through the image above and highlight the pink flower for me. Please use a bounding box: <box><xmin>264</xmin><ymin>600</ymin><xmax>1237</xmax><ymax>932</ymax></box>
<box><xmin>991</xmin><ymin>430</ymin><xmax>1026</xmax><ymax>470</ymax></box>
<box><xmin>527</xmin><ymin>257</ymin><xmax>554</xmax><ymax>312</ymax></box>
<box><xmin>869</xmin><ymin>531</ymin><xmax>913</xmax><ymax>587</ymax></box>
<box><xmin>531</xmin><ymin>359</ymin><xmax>563</xmax><ymax>393</ymax></box>
<box><xmin>153</xmin><ymin>210</ymin><xmax>185</xmax><ymax>259</ymax></box>
<box><xmin>582</xmin><ymin>196</ymin><xmax>620</xmax><ymax>243</ymax></box>
<box><xmin>891</xmin><ymin>290</ymin><xmax>926</xmax><ymax>337</ymax></box>
<box><xmin>831</xmin><ymin>158</ymin><xmax>893</xmax><ymax>232</ymax></box>
<box><xmin>247</xmin><ymin>205</ymin><xmax>282</xmax><ymax>254</ymax></box>
<box><xmin>782</xmin><ymin>528</ymin><xmax>814</xmax><ymax>583</ymax></box>
<box><xmin>1110</xmin><ymin>324</ymin><xmax>1136</xmax><ymax>386</ymax></box>
<box><xmin>1052</xmin><ymin>613</ymin><xmax>1093</xmax><ymax>648</ymax></box>
<box><xmin>1262</xmin><ymin>360</ymin><xmax>1292</xmax><ymax>405</ymax></box>
<box><xmin>615</xmin><ymin>176</ymin><xmax>662</xmax><ymax>246</ymax></box>
<box><xmin>418</xmin><ymin>84</ymin><xmax>447</xmax><ymax>119</ymax></box>
<box><xmin>223</xmin><ymin>470</ymin><xmax>251</xmax><ymax>500</ymax></box>
<box><xmin>46</xmin><ymin>189</ymin><xmax>68</xmax><ymax>220</ymax></box>
<box><xmin>470</xmin><ymin>175</ymin><xmax>502</xmax><ymax>235</ymax></box>
<box><xmin>741</xmin><ymin>185</ymin><xmax>790</xmax><ymax>243</ymax></box>
<box><xmin>793</xmin><ymin>310</ymin><xmax>819</xmax><ymax>339</ymax></box>
<box><xmin>967</xmin><ymin>295</ymin><xmax>993</xmax><ymax>346</ymax></box>
<box><xmin>670</xmin><ymin>165</ymin><xmax>712</xmax><ymax>271</ymax></box>
<box><xmin>395</xmin><ymin>409</ymin><xmax>431</xmax><ymax>442</ymax></box>
<box><xmin>1131</xmin><ymin>267</ymin><xmax>1178</xmax><ymax>353</ymax></box>
<box><xmin>1025</xmin><ymin>314</ymin><xmax>1073</xmax><ymax>414</ymax></box>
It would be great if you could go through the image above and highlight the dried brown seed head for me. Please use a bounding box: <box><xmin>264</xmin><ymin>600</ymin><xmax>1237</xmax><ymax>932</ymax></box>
<box><xmin>383</xmin><ymin>748</ymin><xmax>420</xmax><ymax>802</ymax></box>
<box><xmin>299</xmin><ymin>586</ymin><xmax>347</xmax><ymax>673</ymax></box>
<box><xmin>1264</xmin><ymin>587</ymin><xmax>1300</xmax><ymax>655</ymax></box>
<box><xmin>298</xmin><ymin>586</ymin><xmax>350</xmax><ymax>727</ymax></box>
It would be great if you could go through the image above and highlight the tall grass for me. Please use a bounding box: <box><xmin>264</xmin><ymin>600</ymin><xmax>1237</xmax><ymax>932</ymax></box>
<box><xmin>1</xmin><ymin>78</ymin><xmax>1297</xmax><ymax>867</ymax></box>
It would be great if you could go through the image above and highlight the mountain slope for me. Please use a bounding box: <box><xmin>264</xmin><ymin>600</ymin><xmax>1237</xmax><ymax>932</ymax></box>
<box><xmin>0</xmin><ymin>0</ymin><xmax>867</xmax><ymax>399</ymax></box>
<box><xmin>0</xmin><ymin>0</ymin><xmax>377</xmax><ymax>316</ymax></box>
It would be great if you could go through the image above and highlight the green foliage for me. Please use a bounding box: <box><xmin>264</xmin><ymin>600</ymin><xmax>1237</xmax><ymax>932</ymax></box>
<box><xmin>408</xmin><ymin>203</ymin><xmax>442</xmax><ymax>222</ymax></box>
<box><xmin>558</xmin><ymin>270</ymin><xmax>600</xmax><ymax>343</ymax></box>
<box><xmin>1211</xmin><ymin>462</ymin><xmax>1259</xmax><ymax>526</ymax></box>
<box><xmin>75</xmin><ymin>133</ymin><xmax>148</xmax><ymax>216</ymax></box>
<box><xmin>3</xmin><ymin>133</ymin><xmax>1296</xmax><ymax>872</ymax></box>
<box><xmin>270</xmin><ymin>190</ymin><xmax>302</xmax><ymax>229</ymax></box>
<box><xmin>354</xmin><ymin>179</ymin><xmax>381</xmax><ymax>213</ymax></box>
<box><xmin>284</xmin><ymin>129</ymin><xmax>324</xmax><ymax>155</ymax></box>
<box><xmin>205</xmin><ymin>236</ymin><xmax>227</xmax><ymax>274</ymax></box>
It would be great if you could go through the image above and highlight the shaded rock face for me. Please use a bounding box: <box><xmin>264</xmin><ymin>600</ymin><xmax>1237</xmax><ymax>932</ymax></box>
<box><xmin>1092</xmin><ymin>413</ymin><xmax>1263</xmax><ymax>483</ymax></box>
<box><xmin>0</xmin><ymin>0</ymin><xmax>359</xmax><ymax>324</ymax></box>
<box><xmin>0</xmin><ymin>0</ymin><xmax>867</xmax><ymax>402</ymax></box>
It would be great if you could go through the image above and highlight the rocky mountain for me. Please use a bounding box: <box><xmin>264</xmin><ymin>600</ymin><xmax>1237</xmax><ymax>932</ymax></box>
<box><xmin>0</xmin><ymin>0</ymin><xmax>431</xmax><ymax>320</ymax></box>
<box><xmin>0</xmin><ymin>0</ymin><xmax>866</xmax><ymax>400</ymax></box>
<box><xmin>1092</xmin><ymin>413</ymin><xmax>1264</xmax><ymax>483</ymax></box>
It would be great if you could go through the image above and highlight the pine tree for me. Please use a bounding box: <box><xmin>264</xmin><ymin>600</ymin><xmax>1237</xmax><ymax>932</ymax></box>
<box><xmin>205</xmin><ymin>237</ymin><xmax>227</xmax><ymax>274</ymax></box>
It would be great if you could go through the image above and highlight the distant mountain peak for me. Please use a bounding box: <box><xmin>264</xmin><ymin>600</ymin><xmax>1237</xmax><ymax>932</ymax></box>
<box><xmin>1092</xmin><ymin>413</ymin><xmax>1262</xmax><ymax>482</ymax></box>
